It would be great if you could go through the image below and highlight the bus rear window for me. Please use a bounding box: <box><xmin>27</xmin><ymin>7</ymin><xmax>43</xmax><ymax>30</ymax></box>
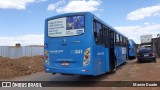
<box><xmin>139</xmin><ymin>49</ymin><xmax>153</xmax><ymax>53</ymax></box>
<box><xmin>48</xmin><ymin>16</ymin><xmax>85</xmax><ymax>37</ymax></box>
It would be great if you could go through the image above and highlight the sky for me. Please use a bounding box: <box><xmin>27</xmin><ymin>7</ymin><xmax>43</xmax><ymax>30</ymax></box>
<box><xmin>0</xmin><ymin>0</ymin><xmax>160</xmax><ymax>46</ymax></box>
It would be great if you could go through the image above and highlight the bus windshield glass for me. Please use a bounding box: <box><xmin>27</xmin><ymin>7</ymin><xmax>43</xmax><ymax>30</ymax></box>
<box><xmin>48</xmin><ymin>16</ymin><xmax>85</xmax><ymax>37</ymax></box>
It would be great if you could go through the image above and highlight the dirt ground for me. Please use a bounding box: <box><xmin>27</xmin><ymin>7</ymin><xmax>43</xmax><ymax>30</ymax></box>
<box><xmin>0</xmin><ymin>56</ymin><xmax>44</xmax><ymax>80</ymax></box>
<box><xmin>122</xmin><ymin>58</ymin><xmax>160</xmax><ymax>81</ymax></box>
<box><xmin>0</xmin><ymin>56</ymin><xmax>160</xmax><ymax>81</ymax></box>
<box><xmin>0</xmin><ymin>57</ymin><xmax>160</xmax><ymax>89</ymax></box>
<box><xmin>104</xmin><ymin>58</ymin><xmax>160</xmax><ymax>81</ymax></box>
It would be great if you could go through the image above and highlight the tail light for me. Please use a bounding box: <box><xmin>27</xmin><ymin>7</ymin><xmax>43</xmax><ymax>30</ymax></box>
<box><xmin>45</xmin><ymin>56</ymin><xmax>48</xmax><ymax>59</ymax></box>
<box><xmin>85</xmin><ymin>55</ymin><xmax>89</xmax><ymax>59</ymax></box>
<box><xmin>44</xmin><ymin>50</ymin><xmax>50</xmax><ymax>65</ymax></box>
<box><xmin>152</xmin><ymin>52</ymin><xmax>155</xmax><ymax>56</ymax></box>
<box><xmin>83</xmin><ymin>48</ymin><xmax>90</xmax><ymax>66</ymax></box>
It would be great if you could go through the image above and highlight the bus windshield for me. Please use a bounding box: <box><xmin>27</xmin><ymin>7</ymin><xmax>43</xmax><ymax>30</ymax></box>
<box><xmin>48</xmin><ymin>16</ymin><xmax>85</xmax><ymax>37</ymax></box>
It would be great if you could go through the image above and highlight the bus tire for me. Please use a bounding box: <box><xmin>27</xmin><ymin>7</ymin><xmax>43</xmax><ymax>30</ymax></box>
<box><xmin>110</xmin><ymin>59</ymin><xmax>117</xmax><ymax>74</ymax></box>
<box><xmin>133</xmin><ymin>56</ymin><xmax>136</xmax><ymax>59</ymax></box>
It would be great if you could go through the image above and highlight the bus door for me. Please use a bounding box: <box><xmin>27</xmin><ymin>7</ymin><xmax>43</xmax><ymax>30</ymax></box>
<box><xmin>109</xmin><ymin>30</ymin><xmax>116</xmax><ymax>71</ymax></box>
<box><xmin>103</xmin><ymin>26</ymin><xmax>110</xmax><ymax>72</ymax></box>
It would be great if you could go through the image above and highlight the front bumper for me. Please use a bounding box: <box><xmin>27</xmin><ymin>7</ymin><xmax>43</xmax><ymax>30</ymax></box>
<box><xmin>137</xmin><ymin>56</ymin><xmax>156</xmax><ymax>61</ymax></box>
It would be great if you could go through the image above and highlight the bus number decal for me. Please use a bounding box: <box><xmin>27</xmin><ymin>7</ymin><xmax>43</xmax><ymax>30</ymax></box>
<box><xmin>74</xmin><ymin>50</ymin><xmax>83</xmax><ymax>54</ymax></box>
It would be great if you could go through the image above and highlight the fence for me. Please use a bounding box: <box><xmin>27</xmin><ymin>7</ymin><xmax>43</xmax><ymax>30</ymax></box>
<box><xmin>0</xmin><ymin>46</ymin><xmax>44</xmax><ymax>59</ymax></box>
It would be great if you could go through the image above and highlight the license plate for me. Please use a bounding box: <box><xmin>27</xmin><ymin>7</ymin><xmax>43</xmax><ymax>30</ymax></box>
<box><xmin>144</xmin><ymin>54</ymin><xmax>149</xmax><ymax>57</ymax></box>
<box><xmin>61</xmin><ymin>62</ymin><xmax>69</xmax><ymax>66</ymax></box>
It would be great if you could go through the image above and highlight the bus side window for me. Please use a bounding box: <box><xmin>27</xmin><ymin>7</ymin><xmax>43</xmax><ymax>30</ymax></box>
<box><xmin>124</xmin><ymin>38</ymin><xmax>127</xmax><ymax>47</ymax></box>
<box><xmin>116</xmin><ymin>33</ymin><xmax>120</xmax><ymax>45</ymax></box>
<box><xmin>93</xmin><ymin>20</ymin><xmax>103</xmax><ymax>44</ymax></box>
<box><xmin>93</xmin><ymin>20</ymin><xmax>98</xmax><ymax>42</ymax></box>
<box><xmin>120</xmin><ymin>35</ymin><xmax>122</xmax><ymax>46</ymax></box>
<box><xmin>93</xmin><ymin>19</ymin><xmax>111</xmax><ymax>46</ymax></box>
<box><xmin>127</xmin><ymin>39</ymin><xmax>129</xmax><ymax>47</ymax></box>
<box><xmin>124</xmin><ymin>38</ymin><xmax>127</xmax><ymax>46</ymax></box>
<box><xmin>94</xmin><ymin>32</ymin><xmax>98</xmax><ymax>42</ymax></box>
<box><xmin>99</xmin><ymin>28</ymin><xmax>103</xmax><ymax>44</ymax></box>
<box><xmin>109</xmin><ymin>30</ymin><xmax>114</xmax><ymax>47</ymax></box>
<box><xmin>103</xmin><ymin>26</ymin><xmax>109</xmax><ymax>47</ymax></box>
<box><xmin>96</xmin><ymin>22</ymin><xmax>102</xmax><ymax>44</ymax></box>
<box><xmin>114</xmin><ymin>32</ymin><xmax>116</xmax><ymax>45</ymax></box>
<box><xmin>122</xmin><ymin>37</ymin><xmax>125</xmax><ymax>46</ymax></box>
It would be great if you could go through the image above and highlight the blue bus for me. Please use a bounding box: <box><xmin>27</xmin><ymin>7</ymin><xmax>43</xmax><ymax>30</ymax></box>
<box><xmin>128</xmin><ymin>39</ymin><xmax>137</xmax><ymax>59</ymax></box>
<box><xmin>44</xmin><ymin>12</ymin><xmax>128</xmax><ymax>76</ymax></box>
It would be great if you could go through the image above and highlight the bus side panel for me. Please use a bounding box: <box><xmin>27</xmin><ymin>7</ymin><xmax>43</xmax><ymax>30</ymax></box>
<box><xmin>115</xmin><ymin>46</ymin><xmax>126</xmax><ymax>66</ymax></box>
<box><xmin>105</xmin><ymin>48</ymin><xmax>110</xmax><ymax>72</ymax></box>
<box><xmin>93</xmin><ymin>45</ymin><xmax>106</xmax><ymax>75</ymax></box>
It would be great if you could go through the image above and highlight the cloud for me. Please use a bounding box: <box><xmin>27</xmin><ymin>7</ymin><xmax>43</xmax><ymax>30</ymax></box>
<box><xmin>47</xmin><ymin>0</ymin><xmax>65</xmax><ymax>11</ymax></box>
<box><xmin>47</xmin><ymin>0</ymin><xmax>101</xmax><ymax>13</ymax></box>
<box><xmin>144</xmin><ymin>22</ymin><xmax>150</xmax><ymax>25</ymax></box>
<box><xmin>36</xmin><ymin>0</ymin><xmax>48</xmax><ymax>2</ymax></box>
<box><xmin>0</xmin><ymin>34</ymin><xmax>44</xmax><ymax>46</ymax></box>
<box><xmin>0</xmin><ymin>0</ymin><xmax>47</xmax><ymax>10</ymax></box>
<box><xmin>115</xmin><ymin>24</ymin><xmax>160</xmax><ymax>44</ymax></box>
<box><xmin>127</xmin><ymin>5</ymin><xmax>160</xmax><ymax>21</ymax></box>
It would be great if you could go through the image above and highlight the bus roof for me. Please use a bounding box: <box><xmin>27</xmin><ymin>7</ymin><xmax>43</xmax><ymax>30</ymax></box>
<box><xmin>45</xmin><ymin>12</ymin><xmax>128</xmax><ymax>39</ymax></box>
<box><xmin>129</xmin><ymin>39</ymin><xmax>134</xmax><ymax>42</ymax></box>
<box><xmin>129</xmin><ymin>39</ymin><xmax>136</xmax><ymax>44</ymax></box>
<box><xmin>46</xmin><ymin>12</ymin><xmax>88</xmax><ymax>21</ymax></box>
